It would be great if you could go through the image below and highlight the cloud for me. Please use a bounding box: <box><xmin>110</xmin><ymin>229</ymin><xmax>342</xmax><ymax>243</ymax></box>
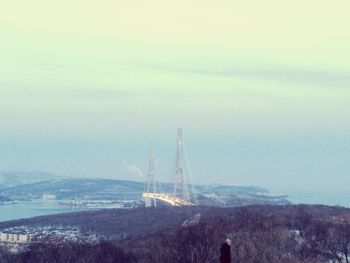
<box><xmin>141</xmin><ymin>63</ymin><xmax>350</xmax><ymax>89</ymax></box>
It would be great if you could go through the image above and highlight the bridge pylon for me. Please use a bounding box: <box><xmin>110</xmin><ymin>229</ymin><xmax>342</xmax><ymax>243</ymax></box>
<box><xmin>173</xmin><ymin>128</ymin><xmax>197</xmax><ymax>204</ymax></box>
<box><xmin>145</xmin><ymin>149</ymin><xmax>157</xmax><ymax>207</ymax></box>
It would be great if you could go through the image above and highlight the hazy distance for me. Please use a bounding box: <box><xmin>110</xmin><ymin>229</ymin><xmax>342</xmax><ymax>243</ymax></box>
<box><xmin>0</xmin><ymin>0</ymin><xmax>349</xmax><ymax>205</ymax></box>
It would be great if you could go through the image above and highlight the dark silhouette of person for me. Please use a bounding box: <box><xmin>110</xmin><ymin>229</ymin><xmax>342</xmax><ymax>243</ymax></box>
<box><xmin>220</xmin><ymin>238</ymin><xmax>231</xmax><ymax>263</ymax></box>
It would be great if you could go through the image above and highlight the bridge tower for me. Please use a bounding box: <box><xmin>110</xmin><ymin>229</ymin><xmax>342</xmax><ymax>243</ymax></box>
<box><xmin>145</xmin><ymin>149</ymin><xmax>157</xmax><ymax>207</ymax></box>
<box><xmin>173</xmin><ymin>128</ymin><xmax>197</xmax><ymax>204</ymax></box>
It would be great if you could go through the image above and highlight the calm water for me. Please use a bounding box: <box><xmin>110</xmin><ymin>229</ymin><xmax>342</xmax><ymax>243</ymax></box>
<box><xmin>0</xmin><ymin>200</ymin><xmax>87</xmax><ymax>222</ymax></box>
<box><xmin>287</xmin><ymin>194</ymin><xmax>350</xmax><ymax>208</ymax></box>
<box><xmin>274</xmin><ymin>188</ymin><xmax>350</xmax><ymax>208</ymax></box>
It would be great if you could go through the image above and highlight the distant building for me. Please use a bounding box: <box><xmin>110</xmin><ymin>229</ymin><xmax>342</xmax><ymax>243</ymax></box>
<box><xmin>0</xmin><ymin>232</ymin><xmax>31</xmax><ymax>243</ymax></box>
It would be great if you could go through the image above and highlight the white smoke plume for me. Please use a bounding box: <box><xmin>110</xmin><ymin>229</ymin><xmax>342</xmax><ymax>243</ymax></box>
<box><xmin>122</xmin><ymin>161</ymin><xmax>144</xmax><ymax>178</ymax></box>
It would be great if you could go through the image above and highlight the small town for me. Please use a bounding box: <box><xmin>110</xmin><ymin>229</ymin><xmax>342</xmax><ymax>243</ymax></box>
<box><xmin>0</xmin><ymin>226</ymin><xmax>98</xmax><ymax>253</ymax></box>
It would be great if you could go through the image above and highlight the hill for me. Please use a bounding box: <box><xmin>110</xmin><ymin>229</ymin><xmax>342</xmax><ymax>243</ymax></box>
<box><xmin>2</xmin><ymin>205</ymin><xmax>350</xmax><ymax>262</ymax></box>
<box><xmin>0</xmin><ymin>178</ymin><xmax>146</xmax><ymax>201</ymax></box>
<box><xmin>0</xmin><ymin>204</ymin><xmax>347</xmax><ymax>239</ymax></box>
<box><xmin>0</xmin><ymin>171</ymin><xmax>62</xmax><ymax>189</ymax></box>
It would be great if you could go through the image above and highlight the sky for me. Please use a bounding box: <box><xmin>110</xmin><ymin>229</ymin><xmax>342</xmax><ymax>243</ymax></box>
<box><xmin>0</xmin><ymin>1</ymin><xmax>350</xmax><ymax>201</ymax></box>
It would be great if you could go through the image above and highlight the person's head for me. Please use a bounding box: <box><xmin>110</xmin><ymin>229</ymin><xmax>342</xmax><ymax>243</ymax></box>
<box><xmin>226</xmin><ymin>238</ymin><xmax>232</xmax><ymax>245</ymax></box>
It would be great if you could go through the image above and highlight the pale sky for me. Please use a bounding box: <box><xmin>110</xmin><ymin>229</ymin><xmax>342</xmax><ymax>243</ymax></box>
<box><xmin>0</xmin><ymin>1</ymin><xmax>350</xmax><ymax>203</ymax></box>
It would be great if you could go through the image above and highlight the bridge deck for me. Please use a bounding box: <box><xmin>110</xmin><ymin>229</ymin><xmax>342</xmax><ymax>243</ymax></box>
<box><xmin>142</xmin><ymin>193</ymin><xmax>194</xmax><ymax>206</ymax></box>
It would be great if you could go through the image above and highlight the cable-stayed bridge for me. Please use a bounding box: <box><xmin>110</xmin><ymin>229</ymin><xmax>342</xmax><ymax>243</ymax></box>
<box><xmin>143</xmin><ymin>129</ymin><xmax>197</xmax><ymax>207</ymax></box>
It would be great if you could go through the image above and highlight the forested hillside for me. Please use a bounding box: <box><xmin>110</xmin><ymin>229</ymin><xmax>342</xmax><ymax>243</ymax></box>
<box><xmin>2</xmin><ymin>205</ymin><xmax>350</xmax><ymax>262</ymax></box>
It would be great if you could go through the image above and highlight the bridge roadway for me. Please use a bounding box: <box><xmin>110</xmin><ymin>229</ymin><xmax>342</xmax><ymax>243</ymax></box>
<box><xmin>142</xmin><ymin>193</ymin><xmax>194</xmax><ymax>206</ymax></box>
